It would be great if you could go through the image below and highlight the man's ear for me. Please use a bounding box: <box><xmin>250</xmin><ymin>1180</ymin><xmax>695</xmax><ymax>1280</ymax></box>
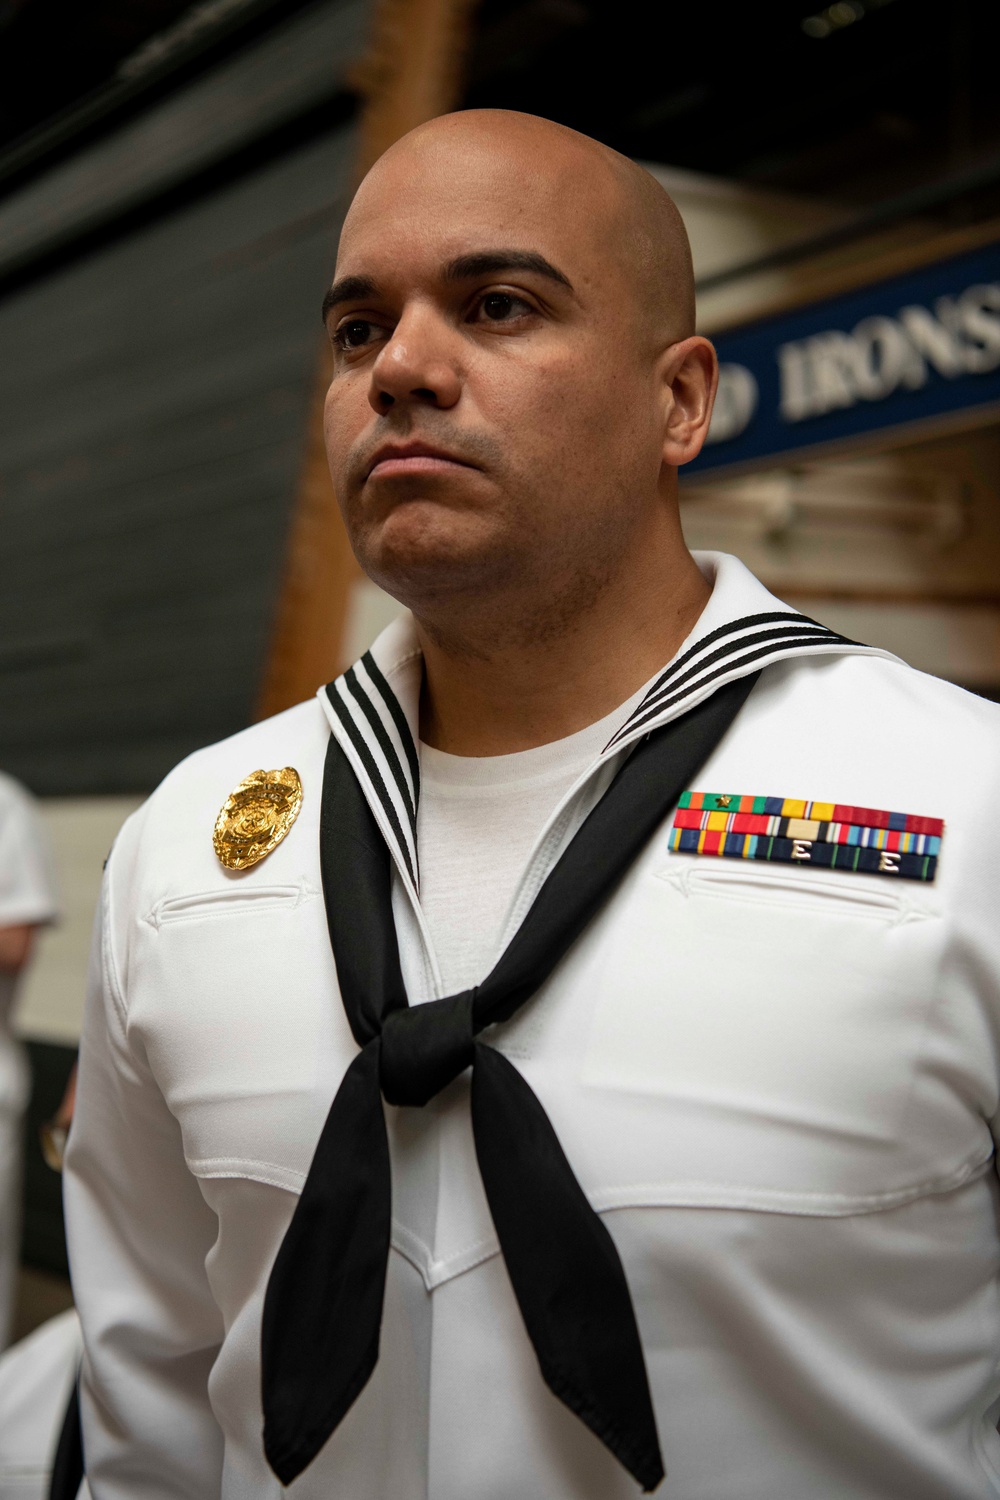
<box><xmin>657</xmin><ymin>336</ymin><xmax>719</xmax><ymax>467</ymax></box>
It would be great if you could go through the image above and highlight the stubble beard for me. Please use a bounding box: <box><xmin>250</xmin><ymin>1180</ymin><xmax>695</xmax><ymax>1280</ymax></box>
<box><xmin>357</xmin><ymin>477</ymin><xmax>636</xmax><ymax>661</ymax></box>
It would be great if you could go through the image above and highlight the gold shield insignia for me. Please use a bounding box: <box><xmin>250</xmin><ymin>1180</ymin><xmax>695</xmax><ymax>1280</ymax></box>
<box><xmin>213</xmin><ymin>767</ymin><xmax>303</xmax><ymax>871</ymax></box>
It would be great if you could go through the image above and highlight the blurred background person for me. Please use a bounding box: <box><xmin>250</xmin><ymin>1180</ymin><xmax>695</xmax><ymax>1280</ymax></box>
<box><xmin>0</xmin><ymin>776</ymin><xmax>57</xmax><ymax>1352</ymax></box>
<box><xmin>0</xmin><ymin>1062</ymin><xmax>81</xmax><ymax>1500</ymax></box>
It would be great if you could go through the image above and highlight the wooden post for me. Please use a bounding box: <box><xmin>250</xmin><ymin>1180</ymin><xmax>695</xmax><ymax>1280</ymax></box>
<box><xmin>256</xmin><ymin>0</ymin><xmax>479</xmax><ymax>720</ymax></box>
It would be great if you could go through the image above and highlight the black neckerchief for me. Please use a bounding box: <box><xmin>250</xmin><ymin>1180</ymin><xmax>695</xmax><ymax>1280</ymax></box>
<box><xmin>262</xmin><ymin>671</ymin><xmax>760</xmax><ymax>1492</ymax></box>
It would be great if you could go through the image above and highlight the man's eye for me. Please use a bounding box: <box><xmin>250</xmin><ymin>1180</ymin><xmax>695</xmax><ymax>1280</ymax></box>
<box><xmin>476</xmin><ymin>292</ymin><xmax>532</xmax><ymax>323</ymax></box>
<box><xmin>334</xmin><ymin>319</ymin><xmax>381</xmax><ymax>351</ymax></box>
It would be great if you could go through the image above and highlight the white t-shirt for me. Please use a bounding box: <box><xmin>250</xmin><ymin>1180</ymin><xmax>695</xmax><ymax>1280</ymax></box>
<box><xmin>416</xmin><ymin>686</ymin><xmax>647</xmax><ymax>994</ymax></box>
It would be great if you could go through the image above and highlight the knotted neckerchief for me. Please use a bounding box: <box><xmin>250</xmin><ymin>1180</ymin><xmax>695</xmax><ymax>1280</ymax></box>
<box><xmin>262</xmin><ymin>670</ymin><xmax>760</xmax><ymax>1491</ymax></box>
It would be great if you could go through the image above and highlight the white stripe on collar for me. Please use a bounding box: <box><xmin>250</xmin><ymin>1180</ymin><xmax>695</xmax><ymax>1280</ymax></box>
<box><xmin>317</xmin><ymin>554</ymin><xmax>896</xmax><ymax>891</ymax></box>
<box><xmin>324</xmin><ymin>650</ymin><xmax>421</xmax><ymax>885</ymax></box>
<box><xmin>606</xmin><ymin>611</ymin><xmax>862</xmax><ymax>751</ymax></box>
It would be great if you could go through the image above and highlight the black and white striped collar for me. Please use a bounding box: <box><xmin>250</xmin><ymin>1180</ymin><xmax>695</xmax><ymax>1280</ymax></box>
<box><xmin>318</xmin><ymin>553</ymin><xmax>894</xmax><ymax>894</ymax></box>
<box><xmin>321</xmin><ymin>633</ymin><xmax>423</xmax><ymax>886</ymax></box>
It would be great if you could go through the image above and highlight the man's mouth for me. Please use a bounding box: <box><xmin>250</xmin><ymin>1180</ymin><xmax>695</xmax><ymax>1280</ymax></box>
<box><xmin>366</xmin><ymin>441</ymin><xmax>477</xmax><ymax>481</ymax></box>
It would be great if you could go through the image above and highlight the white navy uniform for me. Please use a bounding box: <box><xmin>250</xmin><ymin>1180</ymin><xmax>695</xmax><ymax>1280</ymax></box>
<box><xmin>65</xmin><ymin>554</ymin><xmax>1000</xmax><ymax>1499</ymax></box>
<box><xmin>0</xmin><ymin>776</ymin><xmax>57</xmax><ymax>1354</ymax></box>
<box><xmin>0</xmin><ymin>1309</ymin><xmax>82</xmax><ymax>1500</ymax></box>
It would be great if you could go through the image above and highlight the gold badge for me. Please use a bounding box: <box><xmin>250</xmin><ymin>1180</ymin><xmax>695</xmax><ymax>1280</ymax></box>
<box><xmin>213</xmin><ymin>767</ymin><xmax>303</xmax><ymax>870</ymax></box>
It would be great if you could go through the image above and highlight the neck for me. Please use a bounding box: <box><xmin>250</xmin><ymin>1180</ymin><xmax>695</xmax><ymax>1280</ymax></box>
<box><xmin>415</xmin><ymin>523</ymin><xmax>710</xmax><ymax>757</ymax></box>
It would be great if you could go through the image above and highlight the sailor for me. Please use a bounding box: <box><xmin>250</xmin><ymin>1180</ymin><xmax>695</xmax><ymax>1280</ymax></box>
<box><xmin>65</xmin><ymin>111</ymin><xmax>1000</xmax><ymax>1499</ymax></box>
<box><xmin>0</xmin><ymin>772</ymin><xmax>57</xmax><ymax>1353</ymax></box>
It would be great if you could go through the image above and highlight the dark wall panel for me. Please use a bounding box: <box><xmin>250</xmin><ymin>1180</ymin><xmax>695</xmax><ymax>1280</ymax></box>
<box><xmin>0</xmin><ymin>124</ymin><xmax>355</xmax><ymax>794</ymax></box>
<box><xmin>21</xmin><ymin>1040</ymin><xmax>76</xmax><ymax>1278</ymax></box>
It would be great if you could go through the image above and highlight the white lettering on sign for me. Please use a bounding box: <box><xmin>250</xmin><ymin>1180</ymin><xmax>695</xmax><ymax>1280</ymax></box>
<box><xmin>778</xmin><ymin>282</ymin><xmax>1000</xmax><ymax>423</ymax></box>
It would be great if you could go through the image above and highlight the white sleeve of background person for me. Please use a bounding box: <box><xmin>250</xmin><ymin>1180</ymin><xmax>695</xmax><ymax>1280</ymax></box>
<box><xmin>63</xmin><ymin>815</ymin><xmax>225</xmax><ymax>1499</ymax></box>
<box><xmin>0</xmin><ymin>1306</ymin><xmax>81</xmax><ymax>1499</ymax></box>
<box><xmin>0</xmin><ymin>774</ymin><xmax>58</xmax><ymax>927</ymax></box>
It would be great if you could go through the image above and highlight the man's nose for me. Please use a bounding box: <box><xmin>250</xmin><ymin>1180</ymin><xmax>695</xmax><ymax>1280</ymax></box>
<box><xmin>368</xmin><ymin>306</ymin><xmax>462</xmax><ymax>414</ymax></box>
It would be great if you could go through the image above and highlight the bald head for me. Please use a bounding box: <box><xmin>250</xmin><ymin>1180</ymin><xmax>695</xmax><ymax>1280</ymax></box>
<box><xmin>348</xmin><ymin>109</ymin><xmax>695</xmax><ymax>342</ymax></box>
<box><xmin>321</xmin><ymin>107</ymin><xmax>716</xmax><ymax>654</ymax></box>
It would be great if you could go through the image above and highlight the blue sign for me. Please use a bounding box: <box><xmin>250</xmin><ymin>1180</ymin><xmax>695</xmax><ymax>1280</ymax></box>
<box><xmin>687</xmin><ymin>240</ymin><xmax>1000</xmax><ymax>476</ymax></box>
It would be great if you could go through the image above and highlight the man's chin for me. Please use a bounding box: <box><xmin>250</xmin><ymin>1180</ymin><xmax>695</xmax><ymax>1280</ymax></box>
<box><xmin>356</xmin><ymin>504</ymin><xmax>516</xmax><ymax>606</ymax></box>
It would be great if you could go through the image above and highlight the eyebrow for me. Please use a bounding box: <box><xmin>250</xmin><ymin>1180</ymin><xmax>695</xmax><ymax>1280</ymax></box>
<box><xmin>443</xmin><ymin>250</ymin><xmax>573</xmax><ymax>290</ymax></box>
<box><xmin>320</xmin><ymin>250</ymin><xmax>573</xmax><ymax>322</ymax></box>
<box><xmin>322</xmin><ymin>275</ymin><xmax>376</xmax><ymax>322</ymax></box>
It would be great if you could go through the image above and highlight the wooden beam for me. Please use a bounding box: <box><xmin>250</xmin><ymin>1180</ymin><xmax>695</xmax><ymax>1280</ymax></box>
<box><xmin>256</xmin><ymin>0</ymin><xmax>479</xmax><ymax>720</ymax></box>
<box><xmin>255</xmin><ymin>344</ymin><xmax>360</xmax><ymax>722</ymax></box>
<box><xmin>350</xmin><ymin>0</ymin><xmax>480</xmax><ymax>175</ymax></box>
